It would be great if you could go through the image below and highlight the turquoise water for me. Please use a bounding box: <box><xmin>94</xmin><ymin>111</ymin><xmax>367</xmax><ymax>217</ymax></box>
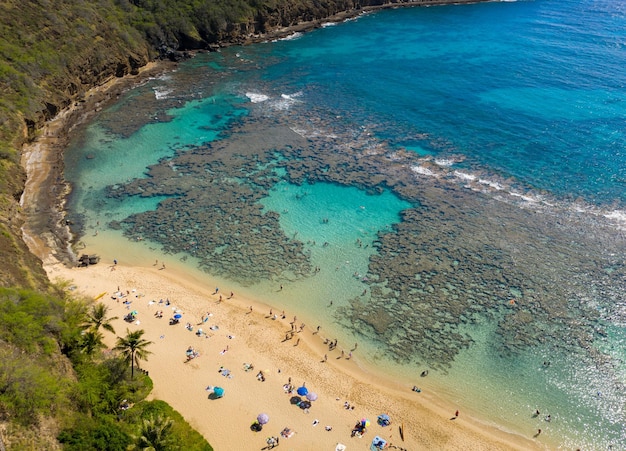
<box><xmin>64</xmin><ymin>1</ymin><xmax>626</xmax><ymax>448</ymax></box>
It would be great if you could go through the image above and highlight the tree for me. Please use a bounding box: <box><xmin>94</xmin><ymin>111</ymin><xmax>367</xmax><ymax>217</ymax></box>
<box><xmin>136</xmin><ymin>414</ymin><xmax>175</xmax><ymax>451</ymax></box>
<box><xmin>86</xmin><ymin>303</ymin><xmax>118</xmax><ymax>334</ymax></box>
<box><xmin>80</xmin><ymin>329</ymin><xmax>106</xmax><ymax>356</ymax></box>
<box><xmin>114</xmin><ymin>329</ymin><xmax>153</xmax><ymax>379</ymax></box>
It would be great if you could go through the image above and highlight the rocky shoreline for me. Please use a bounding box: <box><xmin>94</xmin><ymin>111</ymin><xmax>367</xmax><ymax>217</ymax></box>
<box><xmin>20</xmin><ymin>62</ymin><xmax>175</xmax><ymax>266</ymax></box>
<box><xmin>20</xmin><ymin>0</ymin><xmax>490</xmax><ymax>268</ymax></box>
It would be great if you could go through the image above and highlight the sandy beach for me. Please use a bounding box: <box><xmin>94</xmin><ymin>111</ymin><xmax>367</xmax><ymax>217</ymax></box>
<box><xmin>45</xmin><ymin>258</ymin><xmax>540</xmax><ymax>451</ymax></box>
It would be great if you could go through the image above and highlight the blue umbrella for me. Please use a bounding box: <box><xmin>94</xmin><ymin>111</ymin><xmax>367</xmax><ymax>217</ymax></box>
<box><xmin>297</xmin><ymin>386</ymin><xmax>308</xmax><ymax>396</ymax></box>
<box><xmin>213</xmin><ymin>386</ymin><xmax>225</xmax><ymax>398</ymax></box>
<box><xmin>257</xmin><ymin>413</ymin><xmax>269</xmax><ymax>425</ymax></box>
<box><xmin>174</xmin><ymin>313</ymin><xmax>182</xmax><ymax>319</ymax></box>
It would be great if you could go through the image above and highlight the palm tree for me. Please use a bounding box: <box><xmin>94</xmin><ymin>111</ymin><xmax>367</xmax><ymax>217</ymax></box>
<box><xmin>136</xmin><ymin>415</ymin><xmax>174</xmax><ymax>451</ymax></box>
<box><xmin>114</xmin><ymin>329</ymin><xmax>153</xmax><ymax>379</ymax></box>
<box><xmin>86</xmin><ymin>303</ymin><xmax>118</xmax><ymax>334</ymax></box>
<box><xmin>80</xmin><ymin>329</ymin><xmax>106</xmax><ymax>356</ymax></box>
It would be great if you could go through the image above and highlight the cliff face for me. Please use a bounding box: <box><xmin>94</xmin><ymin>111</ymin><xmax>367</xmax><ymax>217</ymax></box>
<box><xmin>0</xmin><ymin>0</ymin><xmax>153</xmax><ymax>290</ymax></box>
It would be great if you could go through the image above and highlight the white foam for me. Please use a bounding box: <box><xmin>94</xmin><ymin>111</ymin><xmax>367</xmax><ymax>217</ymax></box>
<box><xmin>273</xmin><ymin>32</ymin><xmax>303</xmax><ymax>42</ymax></box>
<box><xmin>509</xmin><ymin>191</ymin><xmax>539</xmax><ymax>203</ymax></box>
<box><xmin>604</xmin><ymin>210</ymin><xmax>626</xmax><ymax>222</ymax></box>
<box><xmin>270</xmin><ymin>91</ymin><xmax>302</xmax><ymax>111</ymax></box>
<box><xmin>434</xmin><ymin>158</ymin><xmax>456</xmax><ymax>167</ymax></box>
<box><xmin>411</xmin><ymin>165</ymin><xmax>437</xmax><ymax>177</ymax></box>
<box><xmin>453</xmin><ymin>170</ymin><xmax>476</xmax><ymax>181</ymax></box>
<box><xmin>478</xmin><ymin>178</ymin><xmax>504</xmax><ymax>191</ymax></box>
<box><xmin>246</xmin><ymin>92</ymin><xmax>270</xmax><ymax>103</ymax></box>
<box><xmin>153</xmin><ymin>87</ymin><xmax>173</xmax><ymax>100</ymax></box>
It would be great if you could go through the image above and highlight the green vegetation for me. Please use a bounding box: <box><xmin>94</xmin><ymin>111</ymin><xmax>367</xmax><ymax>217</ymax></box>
<box><xmin>114</xmin><ymin>329</ymin><xmax>153</xmax><ymax>379</ymax></box>
<box><xmin>0</xmin><ymin>287</ymin><xmax>212</xmax><ymax>449</ymax></box>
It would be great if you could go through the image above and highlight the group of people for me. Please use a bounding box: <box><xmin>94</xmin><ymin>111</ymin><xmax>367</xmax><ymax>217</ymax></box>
<box><xmin>185</xmin><ymin>346</ymin><xmax>199</xmax><ymax>361</ymax></box>
<box><xmin>265</xmin><ymin>436</ymin><xmax>280</xmax><ymax>449</ymax></box>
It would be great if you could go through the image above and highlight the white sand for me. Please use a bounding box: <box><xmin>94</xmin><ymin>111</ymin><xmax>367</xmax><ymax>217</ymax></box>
<box><xmin>45</xmin><ymin>259</ymin><xmax>541</xmax><ymax>451</ymax></box>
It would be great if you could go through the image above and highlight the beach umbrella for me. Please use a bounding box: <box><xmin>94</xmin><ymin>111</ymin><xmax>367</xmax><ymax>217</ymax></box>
<box><xmin>257</xmin><ymin>413</ymin><xmax>269</xmax><ymax>425</ymax></box>
<box><xmin>361</xmin><ymin>418</ymin><xmax>371</xmax><ymax>428</ymax></box>
<box><xmin>173</xmin><ymin>313</ymin><xmax>182</xmax><ymax>319</ymax></box>
<box><xmin>213</xmin><ymin>386</ymin><xmax>225</xmax><ymax>398</ymax></box>
<box><xmin>298</xmin><ymin>402</ymin><xmax>308</xmax><ymax>410</ymax></box>
<box><xmin>335</xmin><ymin>444</ymin><xmax>347</xmax><ymax>451</ymax></box>
<box><xmin>297</xmin><ymin>386</ymin><xmax>308</xmax><ymax>396</ymax></box>
<box><xmin>290</xmin><ymin>396</ymin><xmax>302</xmax><ymax>405</ymax></box>
<box><xmin>305</xmin><ymin>392</ymin><xmax>318</xmax><ymax>401</ymax></box>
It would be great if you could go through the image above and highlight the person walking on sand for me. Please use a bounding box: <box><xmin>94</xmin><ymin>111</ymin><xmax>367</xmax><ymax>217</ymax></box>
<box><xmin>455</xmin><ymin>410</ymin><xmax>459</xmax><ymax>418</ymax></box>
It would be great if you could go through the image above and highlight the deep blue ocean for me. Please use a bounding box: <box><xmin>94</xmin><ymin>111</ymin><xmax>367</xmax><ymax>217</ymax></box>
<box><xmin>65</xmin><ymin>0</ymin><xmax>626</xmax><ymax>448</ymax></box>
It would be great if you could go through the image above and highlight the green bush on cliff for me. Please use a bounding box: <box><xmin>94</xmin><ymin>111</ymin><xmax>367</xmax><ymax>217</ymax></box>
<box><xmin>0</xmin><ymin>287</ymin><xmax>211</xmax><ymax>449</ymax></box>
